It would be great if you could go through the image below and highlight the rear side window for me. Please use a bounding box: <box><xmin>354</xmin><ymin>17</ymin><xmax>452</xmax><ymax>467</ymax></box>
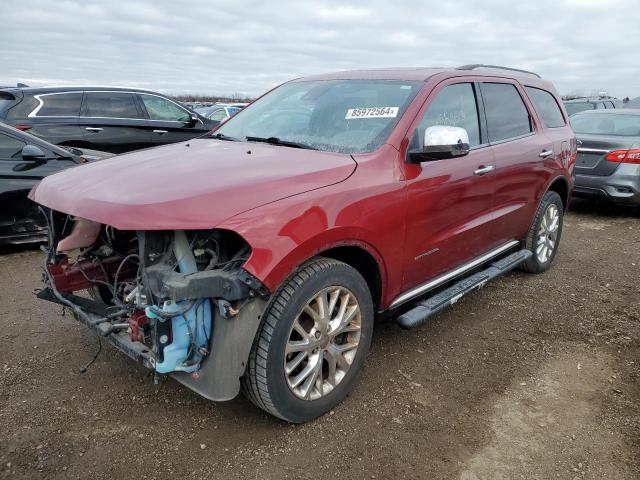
<box><xmin>83</xmin><ymin>92</ymin><xmax>141</xmax><ymax>119</ymax></box>
<box><xmin>0</xmin><ymin>133</ymin><xmax>26</xmax><ymax>159</ymax></box>
<box><xmin>415</xmin><ymin>83</ymin><xmax>481</xmax><ymax>147</ymax></box>
<box><xmin>481</xmin><ymin>83</ymin><xmax>532</xmax><ymax>142</ymax></box>
<box><xmin>37</xmin><ymin>93</ymin><xmax>83</xmax><ymax>117</ymax></box>
<box><xmin>482</xmin><ymin>83</ymin><xmax>533</xmax><ymax>142</ymax></box>
<box><xmin>525</xmin><ymin>87</ymin><xmax>565</xmax><ymax>128</ymax></box>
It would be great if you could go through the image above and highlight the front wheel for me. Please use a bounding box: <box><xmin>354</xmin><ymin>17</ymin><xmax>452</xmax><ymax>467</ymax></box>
<box><xmin>241</xmin><ymin>257</ymin><xmax>374</xmax><ymax>423</ymax></box>
<box><xmin>521</xmin><ymin>190</ymin><xmax>564</xmax><ymax>273</ymax></box>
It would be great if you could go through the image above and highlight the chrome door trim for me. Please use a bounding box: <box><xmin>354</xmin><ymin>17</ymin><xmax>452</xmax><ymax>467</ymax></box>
<box><xmin>389</xmin><ymin>240</ymin><xmax>520</xmax><ymax>309</ymax></box>
<box><xmin>538</xmin><ymin>150</ymin><xmax>554</xmax><ymax>158</ymax></box>
<box><xmin>577</xmin><ymin>147</ymin><xmax>609</xmax><ymax>154</ymax></box>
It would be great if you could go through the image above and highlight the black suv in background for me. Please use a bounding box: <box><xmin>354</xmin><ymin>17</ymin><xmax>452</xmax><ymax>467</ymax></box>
<box><xmin>0</xmin><ymin>123</ymin><xmax>112</xmax><ymax>244</ymax></box>
<box><xmin>0</xmin><ymin>86</ymin><xmax>219</xmax><ymax>153</ymax></box>
<box><xmin>563</xmin><ymin>97</ymin><xmax>622</xmax><ymax>116</ymax></box>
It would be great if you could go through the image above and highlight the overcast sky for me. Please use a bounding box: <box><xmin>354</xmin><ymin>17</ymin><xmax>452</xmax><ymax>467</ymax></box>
<box><xmin>1</xmin><ymin>0</ymin><xmax>637</xmax><ymax>98</ymax></box>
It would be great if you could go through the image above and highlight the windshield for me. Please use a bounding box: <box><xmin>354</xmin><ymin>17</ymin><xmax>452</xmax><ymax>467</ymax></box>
<box><xmin>570</xmin><ymin>113</ymin><xmax>640</xmax><ymax>136</ymax></box>
<box><xmin>564</xmin><ymin>102</ymin><xmax>593</xmax><ymax>116</ymax></box>
<box><xmin>215</xmin><ymin>79</ymin><xmax>423</xmax><ymax>153</ymax></box>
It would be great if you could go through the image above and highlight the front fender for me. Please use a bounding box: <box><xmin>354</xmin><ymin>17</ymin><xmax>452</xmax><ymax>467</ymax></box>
<box><xmin>219</xmin><ymin>203</ymin><xmax>391</xmax><ymax>303</ymax></box>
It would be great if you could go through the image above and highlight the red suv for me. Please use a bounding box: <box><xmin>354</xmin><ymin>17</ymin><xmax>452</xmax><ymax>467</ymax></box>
<box><xmin>31</xmin><ymin>65</ymin><xmax>576</xmax><ymax>422</ymax></box>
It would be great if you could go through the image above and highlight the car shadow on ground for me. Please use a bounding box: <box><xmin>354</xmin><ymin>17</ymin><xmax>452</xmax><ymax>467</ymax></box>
<box><xmin>569</xmin><ymin>197</ymin><xmax>639</xmax><ymax>219</ymax></box>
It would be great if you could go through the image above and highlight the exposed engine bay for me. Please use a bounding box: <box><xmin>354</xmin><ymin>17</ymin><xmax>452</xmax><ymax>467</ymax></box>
<box><xmin>37</xmin><ymin>208</ymin><xmax>269</xmax><ymax>399</ymax></box>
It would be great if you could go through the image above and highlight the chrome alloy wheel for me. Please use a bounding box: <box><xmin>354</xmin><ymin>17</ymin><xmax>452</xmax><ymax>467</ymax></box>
<box><xmin>536</xmin><ymin>203</ymin><xmax>560</xmax><ymax>263</ymax></box>
<box><xmin>284</xmin><ymin>286</ymin><xmax>362</xmax><ymax>400</ymax></box>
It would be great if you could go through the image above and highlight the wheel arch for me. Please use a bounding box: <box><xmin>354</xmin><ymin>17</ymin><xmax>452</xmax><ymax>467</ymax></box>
<box><xmin>242</xmin><ymin>232</ymin><xmax>388</xmax><ymax>312</ymax></box>
<box><xmin>316</xmin><ymin>245</ymin><xmax>383</xmax><ymax>310</ymax></box>
<box><xmin>546</xmin><ymin>175</ymin><xmax>570</xmax><ymax>211</ymax></box>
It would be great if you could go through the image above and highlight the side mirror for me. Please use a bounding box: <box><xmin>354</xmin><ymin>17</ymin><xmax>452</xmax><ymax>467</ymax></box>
<box><xmin>184</xmin><ymin>113</ymin><xmax>199</xmax><ymax>127</ymax></box>
<box><xmin>408</xmin><ymin>126</ymin><xmax>471</xmax><ymax>163</ymax></box>
<box><xmin>21</xmin><ymin>144</ymin><xmax>47</xmax><ymax>161</ymax></box>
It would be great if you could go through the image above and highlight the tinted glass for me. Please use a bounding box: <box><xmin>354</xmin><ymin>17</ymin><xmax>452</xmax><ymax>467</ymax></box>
<box><xmin>482</xmin><ymin>83</ymin><xmax>532</xmax><ymax>142</ymax></box>
<box><xmin>217</xmin><ymin>80</ymin><xmax>422</xmax><ymax>154</ymax></box>
<box><xmin>605</xmin><ymin>101</ymin><xmax>615</xmax><ymax>108</ymax></box>
<box><xmin>564</xmin><ymin>102</ymin><xmax>593</xmax><ymax>116</ymax></box>
<box><xmin>570</xmin><ymin>113</ymin><xmax>640</xmax><ymax>136</ymax></box>
<box><xmin>83</xmin><ymin>92</ymin><xmax>141</xmax><ymax>119</ymax></box>
<box><xmin>37</xmin><ymin>93</ymin><xmax>82</xmax><ymax>116</ymax></box>
<box><xmin>140</xmin><ymin>95</ymin><xmax>190</xmax><ymax>122</ymax></box>
<box><xmin>414</xmin><ymin>83</ymin><xmax>481</xmax><ymax>148</ymax></box>
<box><xmin>525</xmin><ymin>87</ymin><xmax>565</xmax><ymax>128</ymax></box>
<box><xmin>0</xmin><ymin>99</ymin><xmax>13</xmax><ymax>115</ymax></box>
<box><xmin>0</xmin><ymin>133</ymin><xmax>26</xmax><ymax>158</ymax></box>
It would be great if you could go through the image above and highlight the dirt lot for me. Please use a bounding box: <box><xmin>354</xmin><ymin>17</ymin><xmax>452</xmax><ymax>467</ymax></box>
<box><xmin>0</xmin><ymin>200</ymin><xmax>638</xmax><ymax>480</ymax></box>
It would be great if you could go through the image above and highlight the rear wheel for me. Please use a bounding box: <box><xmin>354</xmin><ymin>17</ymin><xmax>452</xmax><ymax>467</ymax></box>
<box><xmin>521</xmin><ymin>191</ymin><xmax>564</xmax><ymax>273</ymax></box>
<box><xmin>241</xmin><ymin>257</ymin><xmax>373</xmax><ymax>423</ymax></box>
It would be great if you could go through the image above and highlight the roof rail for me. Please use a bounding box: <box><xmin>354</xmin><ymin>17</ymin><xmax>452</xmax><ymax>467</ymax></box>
<box><xmin>457</xmin><ymin>64</ymin><xmax>541</xmax><ymax>78</ymax></box>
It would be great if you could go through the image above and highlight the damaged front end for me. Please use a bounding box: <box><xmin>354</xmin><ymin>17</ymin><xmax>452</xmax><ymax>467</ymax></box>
<box><xmin>37</xmin><ymin>208</ymin><xmax>269</xmax><ymax>401</ymax></box>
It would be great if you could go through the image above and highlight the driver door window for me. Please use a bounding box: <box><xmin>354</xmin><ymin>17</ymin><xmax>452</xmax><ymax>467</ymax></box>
<box><xmin>140</xmin><ymin>95</ymin><xmax>190</xmax><ymax>122</ymax></box>
<box><xmin>413</xmin><ymin>83</ymin><xmax>481</xmax><ymax>149</ymax></box>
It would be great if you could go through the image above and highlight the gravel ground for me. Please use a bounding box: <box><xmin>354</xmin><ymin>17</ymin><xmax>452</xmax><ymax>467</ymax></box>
<box><xmin>0</xmin><ymin>200</ymin><xmax>638</xmax><ymax>480</ymax></box>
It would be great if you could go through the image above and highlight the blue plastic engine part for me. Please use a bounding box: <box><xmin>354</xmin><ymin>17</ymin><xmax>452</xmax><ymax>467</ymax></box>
<box><xmin>146</xmin><ymin>231</ymin><xmax>213</xmax><ymax>374</ymax></box>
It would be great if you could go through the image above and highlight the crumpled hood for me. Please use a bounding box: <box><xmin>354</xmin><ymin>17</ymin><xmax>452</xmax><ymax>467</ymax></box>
<box><xmin>30</xmin><ymin>139</ymin><xmax>357</xmax><ymax>230</ymax></box>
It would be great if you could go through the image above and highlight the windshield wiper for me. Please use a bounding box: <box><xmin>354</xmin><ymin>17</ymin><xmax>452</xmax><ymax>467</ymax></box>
<box><xmin>245</xmin><ymin>136</ymin><xmax>317</xmax><ymax>150</ymax></box>
<box><xmin>210</xmin><ymin>132</ymin><xmax>239</xmax><ymax>141</ymax></box>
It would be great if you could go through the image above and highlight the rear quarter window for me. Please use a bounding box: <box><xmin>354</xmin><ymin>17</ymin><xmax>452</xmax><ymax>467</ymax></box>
<box><xmin>481</xmin><ymin>83</ymin><xmax>532</xmax><ymax>143</ymax></box>
<box><xmin>525</xmin><ymin>87</ymin><xmax>565</xmax><ymax>128</ymax></box>
<box><xmin>37</xmin><ymin>93</ymin><xmax>83</xmax><ymax>116</ymax></box>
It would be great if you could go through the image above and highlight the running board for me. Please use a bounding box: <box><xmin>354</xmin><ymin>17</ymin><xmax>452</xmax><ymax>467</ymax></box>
<box><xmin>396</xmin><ymin>249</ymin><xmax>532</xmax><ymax>329</ymax></box>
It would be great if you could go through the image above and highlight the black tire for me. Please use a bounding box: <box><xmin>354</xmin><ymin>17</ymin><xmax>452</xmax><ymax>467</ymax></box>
<box><xmin>241</xmin><ymin>257</ymin><xmax>374</xmax><ymax>423</ymax></box>
<box><xmin>521</xmin><ymin>191</ymin><xmax>564</xmax><ymax>273</ymax></box>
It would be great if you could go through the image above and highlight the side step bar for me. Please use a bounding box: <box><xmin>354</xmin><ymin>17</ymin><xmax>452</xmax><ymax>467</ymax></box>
<box><xmin>396</xmin><ymin>249</ymin><xmax>532</xmax><ymax>329</ymax></box>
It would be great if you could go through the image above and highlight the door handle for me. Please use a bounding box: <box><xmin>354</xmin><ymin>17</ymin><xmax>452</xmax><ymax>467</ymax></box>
<box><xmin>85</xmin><ymin>127</ymin><xmax>103</xmax><ymax>132</ymax></box>
<box><xmin>539</xmin><ymin>149</ymin><xmax>553</xmax><ymax>158</ymax></box>
<box><xmin>153</xmin><ymin>130</ymin><xmax>168</xmax><ymax>135</ymax></box>
<box><xmin>473</xmin><ymin>165</ymin><xmax>495</xmax><ymax>176</ymax></box>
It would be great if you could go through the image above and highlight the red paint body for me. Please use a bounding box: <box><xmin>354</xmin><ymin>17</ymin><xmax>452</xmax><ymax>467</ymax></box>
<box><xmin>30</xmin><ymin>68</ymin><xmax>575</xmax><ymax>310</ymax></box>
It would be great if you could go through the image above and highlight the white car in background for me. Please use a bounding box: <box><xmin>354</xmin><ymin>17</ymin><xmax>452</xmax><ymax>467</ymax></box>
<box><xmin>196</xmin><ymin>104</ymin><xmax>246</xmax><ymax>123</ymax></box>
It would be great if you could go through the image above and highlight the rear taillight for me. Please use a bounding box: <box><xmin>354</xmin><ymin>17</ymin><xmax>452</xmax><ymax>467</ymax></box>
<box><xmin>13</xmin><ymin>124</ymin><xmax>32</xmax><ymax>131</ymax></box>
<box><xmin>605</xmin><ymin>149</ymin><xmax>640</xmax><ymax>164</ymax></box>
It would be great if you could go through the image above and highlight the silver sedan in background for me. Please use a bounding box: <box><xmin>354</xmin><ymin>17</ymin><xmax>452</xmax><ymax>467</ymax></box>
<box><xmin>571</xmin><ymin>109</ymin><xmax>640</xmax><ymax>206</ymax></box>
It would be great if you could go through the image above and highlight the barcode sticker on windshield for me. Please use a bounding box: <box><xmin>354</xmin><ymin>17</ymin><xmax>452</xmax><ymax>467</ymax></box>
<box><xmin>345</xmin><ymin>107</ymin><xmax>399</xmax><ymax>119</ymax></box>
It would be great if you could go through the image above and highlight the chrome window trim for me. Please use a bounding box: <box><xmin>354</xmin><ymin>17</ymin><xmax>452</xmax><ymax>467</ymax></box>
<box><xmin>389</xmin><ymin>240</ymin><xmax>520</xmax><ymax>309</ymax></box>
<box><xmin>28</xmin><ymin>91</ymin><xmax>84</xmax><ymax>118</ymax></box>
<box><xmin>488</xmin><ymin>131</ymin><xmax>536</xmax><ymax>146</ymax></box>
<box><xmin>28</xmin><ymin>90</ymin><xmax>200</xmax><ymax>123</ymax></box>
